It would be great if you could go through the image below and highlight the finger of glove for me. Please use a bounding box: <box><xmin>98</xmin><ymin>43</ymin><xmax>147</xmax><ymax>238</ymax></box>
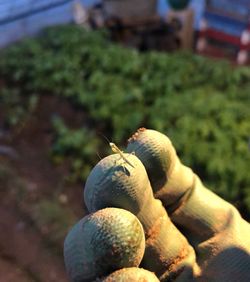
<box><xmin>127</xmin><ymin>128</ymin><xmax>250</xmax><ymax>281</ymax></box>
<box><xmin>84</xmin><ymin>152</ymin><xmax>199</xmax><ymax>281</ymax></box>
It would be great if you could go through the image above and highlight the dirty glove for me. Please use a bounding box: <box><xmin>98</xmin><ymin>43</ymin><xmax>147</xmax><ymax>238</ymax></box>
<box><xmin>64</xmin><ymin>128</ymin><xmax>250</xmax><ymax>281</ymax></box>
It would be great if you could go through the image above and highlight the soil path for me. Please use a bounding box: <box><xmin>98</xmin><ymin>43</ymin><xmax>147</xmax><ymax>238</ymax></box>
<box><xmin>0</xmin><ymin>206</ymin><xmax>68</xmax><ymax>282</ymax></box>
<box><xmin>0</xmin><ymin>96</ymin><xmax>86</xmax><ymax>281</ymax></box>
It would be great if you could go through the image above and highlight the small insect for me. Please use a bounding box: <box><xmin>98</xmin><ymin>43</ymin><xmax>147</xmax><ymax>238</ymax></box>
<box><xmin>99</xmin><ymin>133</ymin><xmax>135</xmax><ymax>168</ymax></box>
<box><xmin>109</xmin><ymin>142</ymin><xmax>135</xmax><ymax>168</ymax></box>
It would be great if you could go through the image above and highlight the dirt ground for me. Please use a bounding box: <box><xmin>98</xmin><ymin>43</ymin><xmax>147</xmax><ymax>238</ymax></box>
<box><xmin>0</xmin><ymin>96</ymin><xmax>86</xmax><ymax>282</ymax></box>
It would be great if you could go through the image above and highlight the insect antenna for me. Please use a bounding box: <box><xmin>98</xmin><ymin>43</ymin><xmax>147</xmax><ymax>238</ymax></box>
<box><xmin>97</xmin><ymin>132</ymin><xmax>112</xmax><ymax>145</ymax></box>
<box><xmin>96</xmin><ymin>151</ymin><xmax>103</xmax><ymax>160</ymax></box>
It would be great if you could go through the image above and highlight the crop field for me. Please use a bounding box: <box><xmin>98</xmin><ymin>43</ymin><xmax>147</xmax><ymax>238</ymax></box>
<box><xmin>0</xmin><ymin>25</ymin><xmax>249</xmax><ymax>281</ymax></box>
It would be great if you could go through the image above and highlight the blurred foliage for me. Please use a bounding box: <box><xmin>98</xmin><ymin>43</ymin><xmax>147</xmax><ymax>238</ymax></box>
<box><xmin>0</xmin><ymin>87</ymin><xmax>38</xmax><ymax>127</ymax></box>
<box><xmin>32</xmin><ymin>199</ymin><xmax>76</xmax><ymax>245</ymax></box>
<box><xmin>0</xmin><ymin>25</ymin><xmax>249</xmax><ymax>217</ymax></box>
<box><xmin>51</xmin><ymin>116</ymin><xmax>101</xmax><ymax>181</ymax></box>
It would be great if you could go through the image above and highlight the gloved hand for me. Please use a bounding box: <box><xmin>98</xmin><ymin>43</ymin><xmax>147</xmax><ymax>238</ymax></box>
<box><xmin>64</xmin><ymin>128</ymin><xmax>250</xmax><ymax>282</ymax></box>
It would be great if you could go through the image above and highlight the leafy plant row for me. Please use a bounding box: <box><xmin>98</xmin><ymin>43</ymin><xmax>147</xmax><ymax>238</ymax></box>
<box><xmin>0</xmin><ymin>25</ymin><xmax>249</xmax><ymax>218</ymax></box>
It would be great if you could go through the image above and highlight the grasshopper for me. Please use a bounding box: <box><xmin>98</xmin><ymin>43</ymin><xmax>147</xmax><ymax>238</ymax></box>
<box><xmin>99</xmin><ymin>133</ymin><xmax>135</xmax><ymax>168</ymax></box>
<box><xmin>109</xmin><ymin>142</ymin><xmax>135</xmax><ymax>168</ymax></box>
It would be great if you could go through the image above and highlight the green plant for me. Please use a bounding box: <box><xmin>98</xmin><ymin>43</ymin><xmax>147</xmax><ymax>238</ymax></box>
<box><xmin>149</xmin><ymin>88</ymin><xmax>250</xmax><ymax>205</ymax></box>
<box><xmin>0</xmin><ymin>87</ymin><xmax>38</xmax><ymax>127</ymax></box>
<box><xmin>0</xmin><ymin>25</ymin><xmax>249</xmax><ymax>218</ymax></box>
<box><xmin>51</xmin><ymin>116</ymin><xmax>101</xmax><ymax>181</ymax></box>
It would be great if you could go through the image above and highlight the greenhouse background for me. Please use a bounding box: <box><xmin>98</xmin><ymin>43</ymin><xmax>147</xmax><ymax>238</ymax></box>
<box><xmin>0</xmin><ymin>0</ymin><xmax>205</xmax><ymax>47</ymax></box>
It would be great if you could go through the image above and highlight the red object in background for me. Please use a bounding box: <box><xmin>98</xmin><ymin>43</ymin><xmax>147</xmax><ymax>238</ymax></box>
<box><xmin>199</xmin><ymin>29</ymin><xmax>250</xmax><ymax>50</ymax></box>
<box><xmin>196</xmin><ymin>0</ymin><xmax>250</xmax><ymax>64</ymax></box>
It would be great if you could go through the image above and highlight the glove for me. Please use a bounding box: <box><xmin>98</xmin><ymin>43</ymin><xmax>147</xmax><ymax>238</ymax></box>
<box><xmin>64</xmin><ymin>128</ymin><xmax>250</xmax><ymax>282</ymax></box>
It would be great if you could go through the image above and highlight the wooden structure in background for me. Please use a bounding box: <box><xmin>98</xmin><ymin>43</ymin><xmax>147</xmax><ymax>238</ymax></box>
<box><xmin>166</xmin><ymin>8</ymin><xmax>194</xmax><ymax>50</ymax></box>
<box><xmin>101</xmin><ymin>0</ymin><xmax>185</xmax><ymax>52</ymax></box>
<box><xmin>105</xmin><ymin>15</ymin><xmax>182</xmax><ymax>52</ymax></box>
<box><xmin>103</xmin><ymin>0</ymin><xmax>157</xmax><ymax>19</ymax></box>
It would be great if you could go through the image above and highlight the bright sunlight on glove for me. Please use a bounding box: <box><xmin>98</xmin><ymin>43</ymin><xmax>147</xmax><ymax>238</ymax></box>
<box><xmin>64</xmin><ymin>128</ymin><xmax>250</xmax><ymax>282</ymax></box>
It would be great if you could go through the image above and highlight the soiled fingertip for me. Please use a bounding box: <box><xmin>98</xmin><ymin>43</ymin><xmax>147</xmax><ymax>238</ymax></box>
<box><xmin>84</xmin><ymin>153</ymin><xmax>150</xmax><ymax>215</ymax></box>
<box><xmin>127</xmin><ymin>128</ymin><xmax>194</xmax><ymax>209</ymax></box>
<box><xmin>127</xmin><ymin>128</ymin><xmax>174</xmax><ymax>193</ymax></box>
<box><xmin>64</xmin><ymin>208</ymin><xmax>145</xmax><ymax>282</ymax></box>
<box><xmin>101</xmin><ymin>267</ymin><xmax>159</xmax><ymax>282</ymax></box>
